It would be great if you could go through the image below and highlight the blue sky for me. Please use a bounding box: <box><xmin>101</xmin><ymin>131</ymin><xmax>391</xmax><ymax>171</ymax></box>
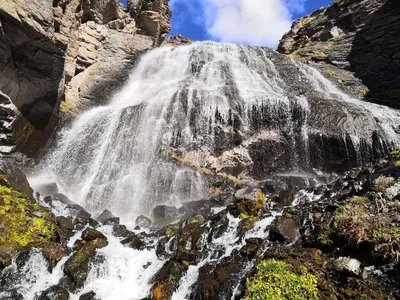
<box><xmin>121</xmin><ymin>0</ymin><xmax>332</xmax><ymax>48</ymax></box>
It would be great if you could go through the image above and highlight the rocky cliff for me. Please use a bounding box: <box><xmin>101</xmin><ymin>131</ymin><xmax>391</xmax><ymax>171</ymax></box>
<box><xmin>0</xmin><ymin>0</ymin><xmax>171</xmax><ymax>156</ymax></box>
<box><xmin>278</xmin><ymin>0</ymin><xmax>400</xmax><ymax>109</ymax></box>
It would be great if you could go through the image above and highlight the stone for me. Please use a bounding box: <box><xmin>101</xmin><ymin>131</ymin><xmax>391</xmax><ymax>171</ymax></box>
<box><xmin>335</xmin><ymin>257</ymin><xmax>361</xmax><ymax>276</ymax></box>
<box><xmin>278</xmin><ymin>0</ymin><xmax>400</xmax><ymax>108</ymax></box>
<box><xmin>96</xmin><ymin>209</ymin><xmax>115</xmax><ymax>224</ymax></box>
<box><xmin>0</xmin><ymin>0</ymin><xmax>171</xmax><ymax>156</ymax></box>
<box><xmin>104</xmin><ymin>217</ymin><xmax>120</xmax><ymax>226</ymax></box>
<box><xmin>64</xmin><ymin>239</ymin><xmax>108</xmax><ymax>291</ymax></box>
<box><xmin>269</xmin><ymin>215</ymin><xmax>301</xmax><ymax>243</ymax></box>
<box><xmin>121</xmin><ymin>235</ymin><xmax>144</xmax><ymax>250</ymax></box>
<box><xmin>81</xmin><ymin>228</ymin><xmax>107</xmax><ymax>242</ymax></box>
<box><xmin>79</xmin><ymin>291</ymin><xmax>97</xmax><ymax>300</ymax></box>
<box><xmin>135</xmin><ymin>215</ymin><xmax>152</xmax><ymax>228</ymax></box>
<box><xmin>153</xmin><ymin>205</ymin><xmax>180</xmax><ymax>226</ymax></box>
<box><xmin>37</xmin><ymin>285</ymin><xmax>70</xmax><ymax>300</ymax></box>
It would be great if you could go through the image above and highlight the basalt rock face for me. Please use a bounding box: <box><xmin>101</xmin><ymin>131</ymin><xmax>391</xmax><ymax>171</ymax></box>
<box><xmin>0</xmin><ymin>0</ymin><xmax>171</xmax><ymax>156</ymax></box>
<box><xmin>278</xmin><ymin>0</ymin><xmax>400</xmax><ymax>108</ymax></box>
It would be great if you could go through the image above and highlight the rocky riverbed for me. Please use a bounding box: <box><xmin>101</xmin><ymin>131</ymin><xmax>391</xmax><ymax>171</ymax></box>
<box><xmin>1</xmin><ymin>149</ymin><xmax>400</xmax><ymax>299</ymax></box>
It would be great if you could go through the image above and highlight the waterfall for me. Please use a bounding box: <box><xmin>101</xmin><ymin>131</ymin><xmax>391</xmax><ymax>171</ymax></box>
<box><xmin>34</xmin><ymin>41</ymin><xmax>400</xmax><ymax>220</ymax></box>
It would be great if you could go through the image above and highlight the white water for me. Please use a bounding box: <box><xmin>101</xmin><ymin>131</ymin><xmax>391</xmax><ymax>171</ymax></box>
<box><xmin>11</xmin><ymin>41</ymin><xmax>400</xmax><ymax>299</ymax></box>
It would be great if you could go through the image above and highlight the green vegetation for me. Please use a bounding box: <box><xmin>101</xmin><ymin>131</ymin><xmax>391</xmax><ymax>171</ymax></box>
<box><xmin>390</xmin><ymin>147</ymin><xmax>400</xmax><ymax>164</ymax></box>
<box><xmin>325</xmin><ymin>70</ymin><xmax>335</xmax><ymax>76</ymax></box>
<box><xmin>244</xmin><ymin>259</ymin><xmax>319</xmax><ymax>300</ymax></box>
<box><xmin>0</xmin><ymin>185</ymin><xmax>56</xmax><ymax>253</ymax></box>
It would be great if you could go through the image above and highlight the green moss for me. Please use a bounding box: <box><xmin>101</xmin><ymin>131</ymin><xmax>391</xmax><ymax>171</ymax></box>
<box><xmin>244</xmin><ymin>259</ymin><xmax>319</xmax><ymax>300</ymax></box>
<box><xmin>390</xmin><ymin>147</ymin><xmax>400</xmax><ymax>161</ymax></box>
<box><xmin>360</xmin><ymin>89</ymin><xmax>370</xmax><ymax>97</ymax></box>
<box><xmin>325</xmin><ymin>70</ymin><xmax>334</xmax><ymax>76</ymax></box>
<box><xmin>0</xmin><ymin>185</ymin><xmax>56</xmax><ymax>253</ymax></box>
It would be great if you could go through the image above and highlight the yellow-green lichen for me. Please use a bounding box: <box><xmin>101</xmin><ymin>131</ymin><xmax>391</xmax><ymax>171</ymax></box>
<box><xmin>0</xmin><ymin>186</ymin><xmax>56</xmax><ymax>253</ymax></box>
<box><xmin>244</xmin><ymin>259</ymin><xmax>319</xmax><ymax>300</ymax></box>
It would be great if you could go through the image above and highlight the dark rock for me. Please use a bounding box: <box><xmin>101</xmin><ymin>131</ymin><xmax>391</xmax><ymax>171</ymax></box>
<box><xmin>96</xmin><ymin>210</ymin><xmax>115</xmax><ymax>224</ymax></box>
<box><xmin>104</xmin><ymin>217</ymin><xmax>120</xmax><ymax>226</ymax></box>
<box><xmin>113</xmin><ymin>225</ymin><xmax>134</xmax><ymax>238</ymax></box>
<box><xmin>135</xmin><ymin>215</ymin><xmax>152</xmax><ymax>228</ymax></box>
<box><xmin>0</xmin><ymin>252</ymin><xmax>11</xmax><ymax>271</ymax></box>
<box><xmin>151</xmin><ymin>260</ymin><xmax>188</xmax><ymax>300</ymax></box>
<box><xmin>153</xmin><ymin>205</ymin><xmax>179</xmax><ymax>226</ymax></box>
<box><xmin>64</xmin><ymin>239</ymin><xmax>108</xmax><ymax>291</ymax></box>
<box><xmin>193</xmin><ymin>254</ymin><xmax>249</xmax><ymax>300</ymax></box>
<box><xmin>53</xmin><ymin>193</ymin><xmax>76</xmax><ymax>206</ymax></box>
<box><xmin>81</xmin><ymin>228</ymin><xmax>107</xmax><ymax>242</ymax></box>
<box><xmin>121</xmin><ymin>235</ymin><xmax>144</xmax><ymax>250</ymax></box>
<box><xmin>79</xmin><ymin>291</ymin><xmax>97</xmax><ymax>300</ymax></box>
<box><xmin>0</xmin><ymin>159</ymin><xmax>34</xmax><ymax>199</ymax></box>
<box><xmin>37</xmin><ymin>285</ymin><xmax>69</xmax><ymax>300</ymax></box>
<box><xmin>41</xmin><ymin>243</ymin><xmax>70</xmax><ymax>270</ymax></box>
<box><xmin>269</xmin><ymin>214</ymin><xmax>300</xmax><ymax>243</ymax></box>
<box><xmin>56</xmin><ymin>216</ymin><xmax>74</xmax><ymax>231</ymax></box>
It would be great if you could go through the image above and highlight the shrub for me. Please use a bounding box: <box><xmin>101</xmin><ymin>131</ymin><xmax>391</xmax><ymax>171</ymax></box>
<box><xmin>244</xmin><ymin>259</ymin><xmax>319</xmax><ymax>300</ymax></box>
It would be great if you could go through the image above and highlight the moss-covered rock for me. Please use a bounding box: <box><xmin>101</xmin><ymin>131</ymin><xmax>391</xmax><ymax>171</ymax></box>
<box><xmin>152</xmin><ymin>260</ymin><xmax>188</xmax><ymax>300</ymax></box>
<box><xmin>64</xmin><ymin>239</ymin><xmax>108</xmax><ymax>291</ymax></box>
<box><xmin>244</xmin><ymin>259</ymin><xmax>318</xmax><ymax>300</ymax></box>
<box><xmin>0</xmin><ymin>185</ymin><xmax>57</xmax><ymax>255</ymax></box>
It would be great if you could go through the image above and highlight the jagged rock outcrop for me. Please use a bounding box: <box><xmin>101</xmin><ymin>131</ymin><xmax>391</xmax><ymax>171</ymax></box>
<box><xmin>278</xmin><ymin>0</ymin><xmax>400</xmax><ymax>108</ymax></box>
<box><xmin>0</xmin><ymin>0</ymin><xmax>171</xmax><ymax>156</ymax></box>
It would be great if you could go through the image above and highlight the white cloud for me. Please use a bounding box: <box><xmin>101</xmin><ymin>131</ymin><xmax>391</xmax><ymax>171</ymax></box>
<box><xmin>170</xmin><ymin>0</ymin><xmax>307</xmax><ymax>48</ymax></box>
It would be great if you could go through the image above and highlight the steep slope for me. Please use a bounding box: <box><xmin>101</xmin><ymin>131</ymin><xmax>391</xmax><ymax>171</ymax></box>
<box><xmin>0</xmin><ymin>0</ymin><xmax>171</xmax><ymax>156</ymax></box>
<box><xmin>278</xmin><ymin>0</ymin><xmax>400</xmax><ymax>109</ymax></box>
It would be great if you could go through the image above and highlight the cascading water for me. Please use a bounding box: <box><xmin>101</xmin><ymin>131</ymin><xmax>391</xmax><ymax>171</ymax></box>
<box><xmin>34</xmin><ymin>41</ymin><xmax>400</xmax><ymax>221</ymax></box>
<box><xmin>10</xmin><ymin>41</ymin><xmax>400</xmax><ymax>299</ymax></box>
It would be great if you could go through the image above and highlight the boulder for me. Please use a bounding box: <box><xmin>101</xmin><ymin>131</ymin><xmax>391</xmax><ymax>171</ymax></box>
<box><xmin>269</xmin><ymin>214</ymin><xmax>301</xmax><ymax>243</ymax></box>
<box><xmin>135</xmin><ymin>215</ymin><xmax>152</xmax><ymax>228</ymax></box>
<box><xmin>37</xmin><ymin>285</ymin><xmax>69</xmax><ymax>300</ymax></box>
<box><xmin>335</xmin><ymin>257</ymin><xmax>361</xmax><ymax>276</ymax></box>
<box><xmin>64</xmin><ymin>239</ymin><xmax>108</xmax><ymax>291</ymax></box>
<box><xmin>79</xmin><ymin>291</ymin><xmax>97</xmax><ymax>300</ymax></box>
<box><xmin>81</xmin><ymin>228</ymin><xmax>107</xmax><ymax>242</ymax></box>
<box><xmin>96</xmin><ymin>209</ymin><xmax>115</xmax><ymax>224</ymax></box>
<box><xmin>153</xmin><ymin>205</ymin><xmax>180</xmax><ymax>226</ymax></box>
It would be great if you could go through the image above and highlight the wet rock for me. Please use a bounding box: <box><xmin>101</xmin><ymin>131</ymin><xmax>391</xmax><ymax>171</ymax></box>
<box><xmin>0</xmin><ymin>252</ymin><xmax>11</xmax><ymax>271</ymax></box>
<box><xmin>74</xmin><ymin>210</ymin><xmax>92</xmax><ymax>227</ymax></box>
<box><xmin>37</xmin><ymin>285</ymin><xmax>69</xmax><ymax>300</ymax></box>
<box><xmin>56</xmin><ymin>216</ymin><xmax>74</xmax><ymax>241</ymax></box>
<box><xmin>156</xmin><ymin>237</ymin><xmax>170</xmax><ymax>258</ymax></box>
<box><xmin>269</xmin><ymin>214</ymin><xmax>300</xmax><ymax>243</ymax></box>
<box><xmin>187</xmin><ymin>214</ymin><xmax>205</xmax><ymax>226</ymax></box>
<box><xmin>104</xmin><ymin>217</ymin><xmax>120</xmax><ymax>226</ymax></box>
<box><xmin>82</xmin><ymin>228</ymin><xmax>107</xmax><ymax>242</ymax></box>
<box><xmin>233</xmin><ymin>188</ymin><xmax>268</xmax><ymax>217</ymax></box>
<box><xmin>0</xmin><ymin>290</ymin><xmax>24</xmax><ymax>300</ymax></box>
<box><xmin>152</xmin><ymin>260</ymin><xmax>188</xmax><ymax>300</ymax></box>
<box><xmin>135</xmin><ymin>215</ymin><xmax>152</xmax><ymax>228</ymax></box>
<box><xmin>53</xmin><ymin>193</ymin><xmax>76</xmax><ymax>206</ymax></box>
<box><xmin>96</xmin><ymin>210</ymin><xmax>115</xmax><ymax>224</ymax></box>
<box><xmin>64</xmin><ymin>239</ymin><xmax>108</xmax><ymax>291</ymax></box>
<box><xmin>153</xmin><ymin>205</ymin><xmax>180</xmax><ymax>226</ymax></box>
<box><xmin>79</xmin><ymin>291</ymin><xmax>97</xmax><ymax>300</ymax></box>
<box><xmin>41</xmin><ymin>243</ymin><xmax>70</xmax><ymax>270</ymax></box>
<box><xmin>208</xmin><ymin>210</ymin><xmax>229</xmax><ymax>241</ymax></box>
<box><xmin>193</xmin><ymin>254</ymin><xmax>249</xmax><ymax>300</ymax></box>
<box><xmin>121</xmin><ymin>235</ymin><xmax>144</xmax><ymax>250</ymax></box>
<box><xmin>237</xmin><ymin>216</ymin><xmax>259</xmax><ymax>237</ymax></box>
<box><xmin>113</xmin><ymin>225</ymin><xmax>134</xmax><ymax>238</ymax></box>
<box><xmin>335</xmin><ymin>257</ymin><xmax>361</xmax><ymax>276</ymax></box>
<box><xmin>0</xmin><ymin>159</ymin><xmax>34</xmax><ymax>199</ymax></box>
